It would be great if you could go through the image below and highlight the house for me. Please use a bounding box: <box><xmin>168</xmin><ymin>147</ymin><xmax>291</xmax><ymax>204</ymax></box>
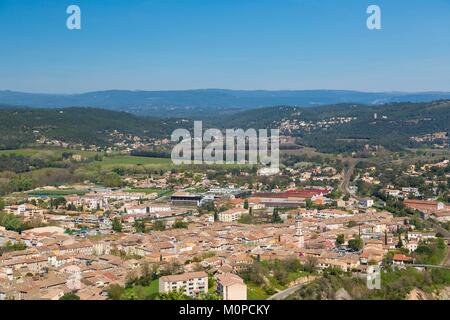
<box><xmin>227</xmin><ymin>254</ymin><xmax>254</xmax><ymax>272</ymax></box>
<box><xmin>65</xmin><ymin>196</ymin><xmax>104</xmax><ymax>211</ymax></box>
<box><xmin>434</xmin><ymin>211</ymin><xmax>450</xmax><ymax>222</ymax></box>
<box><xmin>5</xmin><ymin>204</ymin><xmax>44</xmax><ymax>218</ymax></box>
<box><xmin>405</xmin><ymin>241</ymin><xmax>419</xmax><ymax>253</ymax></box>
<box><xmin>247</xmin><ymin>198</ymin><xmax>265</xmax><ymax>210</ymax></box>
<box><xmin>159</xmin><ymin>271</ymin><xmax>208</xmax><ymax>297</ymax></box>
<box><xmin>392</xmin><ymin>253</ymin><xmax>413</xmax><ymax>265</ymax></box>
<box><xmin>404</xmin><ymin>199</ymin><xmax>450</xmax><ymax>220</ymax></box>
<box><xmin>384</xmin><ymin>189</ymin><xmax>402</xmax><ymax>198</ymax></box>
<box><xmin>216</xmin><ymin>273</ymin><xmax>247</xmax><ymax>300</ymax></box>
<box><xmin>359</xmin><ymin>199</ymin><xmax>374</xmax><ymax>208</ymax></box>
<box><xmin>401</xmin><ymin>187</ymin><xmax>421</xmax><ymax>197</ymax></box>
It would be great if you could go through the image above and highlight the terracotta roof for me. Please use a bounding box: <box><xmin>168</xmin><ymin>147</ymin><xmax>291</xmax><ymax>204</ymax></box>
<box><xmin>393</xmin><ymin>253</ymin><xmax>413</xmax><ymax>262</ymax></box>
<box><xmin>160</xmin><ymin>271</ymin><xmax>208</xmax><ymax>283</ymax></box>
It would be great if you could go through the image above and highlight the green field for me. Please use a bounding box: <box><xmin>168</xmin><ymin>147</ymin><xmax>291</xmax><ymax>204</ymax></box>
<box><xmin>27</xmin><ymin>189</ymin><xmax>87</xmax><ymax>196</ymax></box>
<box><xmin>0</xmin><ymin>149</ymin><xmax>45</xmax><ymax>156</ymax></box>
<box><xmin>0</xmin><ymin>148</ymin><xmax>99</xmax><ymax>158</ymax></box>
<box><xmin>98</xmin><ymin>156</ymin><xmax>172</xmax><ymax>168</ymax></box>
<box><xmin>247</xmin><ymin>283</ymin><xmax>270</xmax><ymax>300</ymax></box>
<box><xmin>122</xmin><ymin>280</ymin><xmax>159</xmax><ymax>300</ymax></box>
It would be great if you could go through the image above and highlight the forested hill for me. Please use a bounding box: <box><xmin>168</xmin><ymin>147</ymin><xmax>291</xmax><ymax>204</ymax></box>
<box><xmin>216</xmin><ymin>100</ymin><xmax>450</xmax><ymax>128</ymax></box>
<box><xmin>215</xmin><ymin>100</ymin><xmax>450</xmax><ymax>152</ymax></box>
<box><xmin>1</xmin><ymin>101</ymin><xmax>449</xmax><ymax>152</ymax></box>
<box><xmin>0</xmin><ymin>108</ymin><xmax>183</xmax><ymax>149</ymax></box>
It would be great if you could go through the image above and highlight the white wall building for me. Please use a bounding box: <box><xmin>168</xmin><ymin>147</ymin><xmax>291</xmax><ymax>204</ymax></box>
<box><xmin>159</xmin><ymin>271</ymin><xmax>208</xmax><ymax>297</ymax></box>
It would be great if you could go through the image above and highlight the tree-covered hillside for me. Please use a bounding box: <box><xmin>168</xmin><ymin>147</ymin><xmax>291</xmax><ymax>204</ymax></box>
<box><xmin>1</xmin><ymin>101</ymin><xmax>449</xmax><ymax>152</ymax></box>
<box><xmin>0</xmin><ymin>108</ymin><xmax>181</xmax><ymax>149</ymax></box>
<box><xmin>216</xmin><ymin>100</ymin><xmax>450</xmax><ymax>152</ymax></box>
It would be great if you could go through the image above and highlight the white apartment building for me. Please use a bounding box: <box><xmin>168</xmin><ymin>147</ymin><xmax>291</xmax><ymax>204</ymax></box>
<box><xmin>125</xmin><ymin>204</ymin><xmax>172</xmax><ymax>215</ymax></box>
<box><xmin>159</xmin><ymin>271</ymin><xmax>208</xmax><ymax>297</ymax></box>
<box><xmin>218</xmin><ymin>209</ymin><xmax>247</xmax><ymax>223</ymax></box>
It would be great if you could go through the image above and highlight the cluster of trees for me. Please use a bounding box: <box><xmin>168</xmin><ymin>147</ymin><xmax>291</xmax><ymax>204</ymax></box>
<box><xmin>59</xmin><ymin>293</ymin><xmax>80</xmax><ymax>300</ymax></box>
<box><xmin>271</xmin><ymin>209</ymin><xmax>283</xmax><ymax>224</ymax></box>
<box><xmin>0</xmin><ymin>240</ymin><xmax>27</xmax><ymax>256</ymax></box>
<box><xmin>239</xmin><ymin>257</ymin><xmax>316</xmax><ymax>291</ymax></box>
<box><xmin>153</xmin><ymin>220</ymin><xmax>166</xmax><ymax>231</ymax></box>
<box><xmin>158</xmin><ymin>290</ymin><xmax>220</xmax><ymax>301</ymax></box>
<box><xmin>0</xmin><ymin>168</ymin><xmax>85</xmax><ymax>196</ymax></box>
<box><xmin>0</xmin><ymin>212</ymin><xmax>29</xmax><ymax>232</ymax></box>
<box><xmin>130</xmin><ymin>219</ymin><xmax>181</xmax><ymax>233</ymax></box>
<box><xmin>383</xmin><ymin>199</ymin><xmax>416</xmax><ymax>217</ymax></box>
<box><xmin>7</xmin><ymin>176</ymin><xmax>35</xmax><ymax>193</ymax></box>
<box><xmin>413</xmin><ymin>238</ymin><xmax>447</xmax><ymax>265</ymax></box>
<box><xmin>348</xmin><ymin>237</ymin><xmax>364</xmax><ymax>251</ymax></box>
<box><xmin>335</xmin><ymin>234</ymin><xmax>345</xmax><ymax>246</ymax></box>
<box><xmin>0</xmin><ymin>154</ymin><xmax>47</xmax><ymax>173</ymax></box>
<box><xmin>293</xmin><ymin>265</ymin><xmax>450</xmax><ymax>300</ymax></box>
<box><xmin>172</xmin><ymin>220</ymin><xmax>188</xmax><ymax>229</ymax></box>
<box><xmin>100</xmin><ymin>172</ymin><xmax>123</xmax><ymax>188</ymax></box>
<box><xmin>133</xmin><ymin>220</ymin><xmax>146</xmax><ymax>233</ymax></box>
<box><xmin>112</xmin><ymin>217</ymin><xmax>123</xmax><ymax>232</ymax></box>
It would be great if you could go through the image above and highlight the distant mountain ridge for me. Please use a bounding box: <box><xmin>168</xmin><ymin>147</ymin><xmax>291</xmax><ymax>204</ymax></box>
<box><xmin>1</xmin><ymin>89</ymin><xmax>450</xmax><ymax>118</ymax></box>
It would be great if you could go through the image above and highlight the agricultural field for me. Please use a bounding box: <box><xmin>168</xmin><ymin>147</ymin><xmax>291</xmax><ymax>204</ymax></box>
<box><xmin>27</xmin><ymin>189</ymin><xmax>87</xmax><ymax>197</ymax></box>
<box><xmin>97</xmin><ymin>156</ymin><xmax>172</xmax><ymax>169</ymax></box>
<box><xmin>0</xmin><ymin>148</ymin><xmax>99</xmax><ymax>157</ymax></box>
<box><xmin>0</xmin><ymin>149</ymin><xmax>46</xmax><ymax>156</ymax></box>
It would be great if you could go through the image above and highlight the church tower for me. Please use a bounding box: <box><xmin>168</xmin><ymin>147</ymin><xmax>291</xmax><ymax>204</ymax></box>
<box><xmin>295</xmin><ymin>214</ymin><xmax>304</xmax><ymax>248</ymax></box>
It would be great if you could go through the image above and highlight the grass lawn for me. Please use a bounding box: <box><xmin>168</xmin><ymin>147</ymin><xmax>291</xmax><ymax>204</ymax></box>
<box><xmin>247</xmin><ymin>283</ymin><xmax>270</xmax><ymax>300</ymax></box>
<box><xmin>267</xmin><ymin>276</ymin><xmax>286</xmax><ymax>291</ymax></box>
<box><xmin>123</xmin><ymin>280</ymin><xmax>159</xmax><ymax>300</ymax></box>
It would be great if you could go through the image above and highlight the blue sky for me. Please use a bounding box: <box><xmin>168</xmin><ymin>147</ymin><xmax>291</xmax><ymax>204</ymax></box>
<box><xmin>0</xmin><ymin>0</ymin><xmax>450</xmax><ymax>93</ymax></box>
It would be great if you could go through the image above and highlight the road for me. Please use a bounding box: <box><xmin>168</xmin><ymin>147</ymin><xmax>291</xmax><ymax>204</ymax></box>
<box><xmin>405</xmin><ymin>264</ymin><xmax>450</xmax><ymax>270</ymax></box>
<box><xmin>339</xmin><ymin>159</ymin><xmax>357</xmax><ymax>196</ymax></box>
<box><xmin>267</xmin><ymin>283</ymin><xmax>307</xmax><ymax>300</ymax></box>
<box><xmin>443</xmin><ymin>248</ymin><xmax>450</xmax><ymax>267</ymax></box>
<box><xmin>267</xmin><ymin>277</ymin><xmax>319</xmax><ymax>300</ymax></box>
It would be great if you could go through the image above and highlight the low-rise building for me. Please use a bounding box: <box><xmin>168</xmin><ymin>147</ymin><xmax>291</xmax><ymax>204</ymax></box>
<box><xmin>159</xmin><ymin>271</ymin><xmax>208</xmax><ymax>297</ymax></box>
<box><xmin>218</xmin><ymin>209</ymin><xmax>247</xmax><ymax>223</ymax></box>
<box><xmin>216</xmin><ymin>273</ymin><xmax>247</xmax><ymax>300</ymax></box>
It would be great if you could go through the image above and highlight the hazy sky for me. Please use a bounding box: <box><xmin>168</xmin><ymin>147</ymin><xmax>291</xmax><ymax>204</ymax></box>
<box><xmin>1</xmin><ymin>0</ymin><xmax>450</xmax><ymax>93</ymax></box>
